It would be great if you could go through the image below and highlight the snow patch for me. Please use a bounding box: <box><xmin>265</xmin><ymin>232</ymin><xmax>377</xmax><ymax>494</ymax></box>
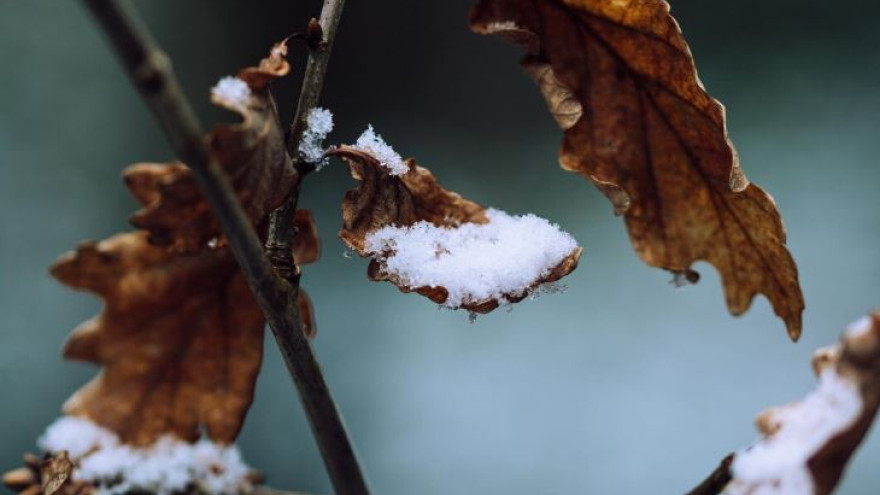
<box><xmin>365</xmin><ymin>208</ymin><xmax>579</xmax><ymax>308</ymax></box>
<box><xmin>352</xmin><ymin>125</ymin><xmax>408</xmax><ymax>175</ymax></box>
<box><xmin>299</xmin><ymin>107</ymin><xmax>334</xmax><ymax>169</ymax></box>
<box><xmin>845</xmin><ymin>315</ymin><xmax>874</xmax><ymax>338</ymax></box>
<box><xmin>211</xmin><ymin>77</ymin><xmax>251</xmax><ymax>111</ymax></box>
<box><xmin>725</xmin><ymin>370</ymin><xmax>862</xmax><ymax>495</ymax></box>
<box><xmin>485</xmin><ymin>21</ymin><xmax>520</xmax><ymax>33</ymax></box>
<box><xmin>38</xmin><ymin>416</ymin><xmax>253</xmax><ymax>495</ymax></box>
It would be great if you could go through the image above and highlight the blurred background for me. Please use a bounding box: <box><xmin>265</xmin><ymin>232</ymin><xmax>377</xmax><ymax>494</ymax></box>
<box><xmin>2</xmin><ymin>0</ymin><xmax>879</xmax><ymax>493</ymax></box>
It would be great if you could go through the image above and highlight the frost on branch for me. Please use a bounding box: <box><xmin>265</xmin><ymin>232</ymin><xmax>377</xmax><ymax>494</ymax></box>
<box><xmin>330</xmin><ymin>146</ymin><xmax>582</xmax><ymax>313</ymax></box>
<box><xmin>470</xmin><ymin>0</ymin><xmax>804</xmax><ymax>340</ymax></box>
<box><xmin>298</xmin><ymin>107</ymin><xmax>334</xmax><ymax>168</ymax></box>
<box><xmin>722</xmin><ymin>313</ymin><xmax>880</xmax><ymax>495</ymax></box>
<box><xmin>2</xmin><ymin>416</ymin><xmax>255</xmax><ymax>495</ymax></box>
<box><xmin>128</xmin><ymin>39</ymin><xmax>297</xmax><ymax>253</ymax></box>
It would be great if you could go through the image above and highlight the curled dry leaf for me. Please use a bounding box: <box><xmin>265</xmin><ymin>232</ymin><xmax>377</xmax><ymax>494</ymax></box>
<box><xmin>470</xmin><ymin>0</ymin><xmax>804</xmax><ymax>340</ymax></box>
<box><xmin>127</xmin><ymin>40</ymin><xmax>297</xmax><ymax>253</ymax></box>
<box><xmin>723</xmin><ymin>313</ymin><xmax>880</xmax><ymax>495</ymax></box>
<box><xmin>331</xmin><ymin>147</ymin><xmax>582</xmax><ymax>313</ymax></box>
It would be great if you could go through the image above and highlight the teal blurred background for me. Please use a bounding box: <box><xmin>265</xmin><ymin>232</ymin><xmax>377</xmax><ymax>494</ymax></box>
<box><xmin>2</xmin><ymin>1</ymin><xmax>879</xmax><ymax>494</ymax></box>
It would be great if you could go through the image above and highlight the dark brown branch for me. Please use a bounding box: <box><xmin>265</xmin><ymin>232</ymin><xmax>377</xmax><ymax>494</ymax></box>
<box><xmin>79</xmin><ymin>1</ymin><xmax>369</xmax><ymax>494</ymax></box>
<box><xmin>684</xmin><ymin>454</ymin><xmax>734</xmax><ymax>495</ymax></box>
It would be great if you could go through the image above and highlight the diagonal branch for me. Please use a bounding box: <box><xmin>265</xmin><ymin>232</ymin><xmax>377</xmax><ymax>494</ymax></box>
<box><xmin>78</xmin><ymin>1</ymin><xmax>369</xmax><ymax>494</ymax></box>
<box><xmin>684</xmin><ymin>454</ymin><xmax>733</xmax><ymax>495</ymax></box>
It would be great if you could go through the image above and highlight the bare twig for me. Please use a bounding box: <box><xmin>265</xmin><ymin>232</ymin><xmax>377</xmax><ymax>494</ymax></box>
<box><xmin>267</xmin><ymin>0</ymin><xmax>347</xmax><ymax>276</ymax></box>
<box><xmin>684</xmin><ymin>454</ymin><xmax>733</xmax><ymax>495</ymax></box>
<box><xmin>79</xmin><ymin>1</ymin><xmax>369</xmax><ymax>494</ymax></box>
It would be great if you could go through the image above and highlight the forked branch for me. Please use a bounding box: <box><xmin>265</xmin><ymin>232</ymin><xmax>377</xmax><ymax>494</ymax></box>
<box><xmin>79</xmin><ymin>1</ymin><xmax>369</xmax><ymax>494</ymax></box>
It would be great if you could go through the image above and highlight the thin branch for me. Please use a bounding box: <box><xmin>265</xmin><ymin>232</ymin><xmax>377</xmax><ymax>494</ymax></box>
<box><xmin>684</xmin><ymin>454</ymin><xmax>734</xmax><ymax>495</ymax></box>
<box><xmin>79</xmin><ymin>1</ymin><xmax>369</xmax><ymax>494</ymax></box>
<box><xmin>267</xmin><ymin>0</ymin><xmax>347</xmax><ymax>275</ymax></box>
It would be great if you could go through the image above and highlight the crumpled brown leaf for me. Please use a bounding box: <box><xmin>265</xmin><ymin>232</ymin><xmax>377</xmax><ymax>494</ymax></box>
<box><xmin>723</xmin><ymin>313</ymin><xmax>880</xmax><ymax>495</ymax></box>
<box><xmin>470</xmin><ymin>0</ymin><xmax>804</xmax><ymax>340</ymax></box>
<box><xmin>330</xmin><ymin>147</ymin><xmax>582</xmax><ymax>313</ymax></box>
<box><xmin>127</xmin><ymin>40</ymin><xmax>297</xmax><ymax>253</ymax></box>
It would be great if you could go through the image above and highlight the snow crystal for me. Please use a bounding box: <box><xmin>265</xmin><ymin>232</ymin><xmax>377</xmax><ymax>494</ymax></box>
<box><xmin>352</xmin><ymin>125</ymin><xmax>408</xmax><ymax>175</ymax></box>
<box><xmin>364</xmin><ymin>208</ymin><xmax>579</xmax><ymax>308</ymax></box>
<box><xmin>725</xmin><ymin>369</ymin><xmax>862</xmax><ymax>495</ymax></box>
<box><xmin>299</xmin><ymin>107</ymin><xmax>334</xmax><ymax>169</ymax></box>
<box><xmin>38</xmin><ymin>416</ymin><xmax>253</xmax><ymax>495</ymax></box>
<box><xmin>211</xmin><ymin>77</ymin><xmax>251</xmax><ymax>111</ymax></box>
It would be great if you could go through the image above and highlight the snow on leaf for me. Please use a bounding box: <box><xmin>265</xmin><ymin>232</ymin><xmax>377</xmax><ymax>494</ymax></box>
<box><xmin>366</xmin><ymin>209</ymin><xmax>581</xmax><ymax>310</ymax></box>
<box><xmin>351</xmin><ymin>125</ymin><xmax>408</xmax><ymax>176</ymax></box>
<box><xmin>37</xmin><ymin>416</ymin><xmax>255</xmax><ymax>495</ymax></box>
<box><xmin>211</xmin><ymin>77</ymin><xmax>252</xmax><ymax>112</ymax></box>
<box><xmin>723</xmin><ymin>313</ymin><xmax>880</xmax><ymax>495</ymax></box>
<box><xmin>127</xmin><ymin>40</ymin><xmax>297</xmax><ymax>253</ymax></box>
<box><xmin>330</xmin><ymin>147</ymin><xmax>582</xmax><ymax>313</ymax></box>
<box><xmin>470</xmin><ymin>0</ymin><xmax>804</xmax><ymax>340</ymax></box>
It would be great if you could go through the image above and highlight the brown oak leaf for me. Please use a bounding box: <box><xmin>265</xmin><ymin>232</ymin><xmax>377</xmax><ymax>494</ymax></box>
<box><xmin>470</xmin><ymin>0</ymin><xmax>804</xmax><ymax>340</ymax></box>
<box><xmin>724</xmin><ymin>313</ymin><xmax>880</xmax><ymax>495</ymax></box>
<box><xmin>331</xmin><ymin>147</ymin><xmax>582</xmax><ymax>313</ymax></box>
<box><xmin>52</xmin><ymin>231</ymin><xmax>265</xmax><ymax>446</ymax></box>
<box><xmin>51</xmin><ymin>202</ymin><xmax>320</xmax><ymax>446</ymax></box>
<box><xmin>127</xmin><ymin>40</ymin><xmax>297</xmax><ymax>253</ymax></box>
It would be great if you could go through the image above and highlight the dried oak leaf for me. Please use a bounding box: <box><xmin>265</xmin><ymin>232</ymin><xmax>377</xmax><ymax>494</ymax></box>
<box><xmin>51</xmin><ymin>202</ymin><xmax>320</xmax><ymax>446</ymax></box>
<box><xmin>724</xmin><ymin>313</ymin><xmax>880</xmax><ymax>495</ymax></box>
<box><xmin>52</xmin><ymin>231</ymin><xmax>265</xmax><ymax>446</ymax></box>
<box><xmin>127</xmin><ymin>40</ymin><xmax>296</xmax><ymax>253</ymax></box>
<box><xmin>470</xmin><ymin>0</ymin><xmax>804</xmax><ymax>340</ymax></box>
<box><xmin>330</xmin><ymin>147</ymin><xmax>582</xmax><ymax>313</ymax></box>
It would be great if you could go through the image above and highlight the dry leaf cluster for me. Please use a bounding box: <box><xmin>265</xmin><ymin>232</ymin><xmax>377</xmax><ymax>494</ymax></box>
<box><xmin>20</xmin><ymin>0</ymin><xmax>880</xmax><ymax>494</ymax></box>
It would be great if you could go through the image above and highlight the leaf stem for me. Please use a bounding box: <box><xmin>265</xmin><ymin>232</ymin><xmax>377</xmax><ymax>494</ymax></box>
<box><xmin>79</xmin><ymin>1</ymin><xmax>369</xmax><ymax>494</ymax></box>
